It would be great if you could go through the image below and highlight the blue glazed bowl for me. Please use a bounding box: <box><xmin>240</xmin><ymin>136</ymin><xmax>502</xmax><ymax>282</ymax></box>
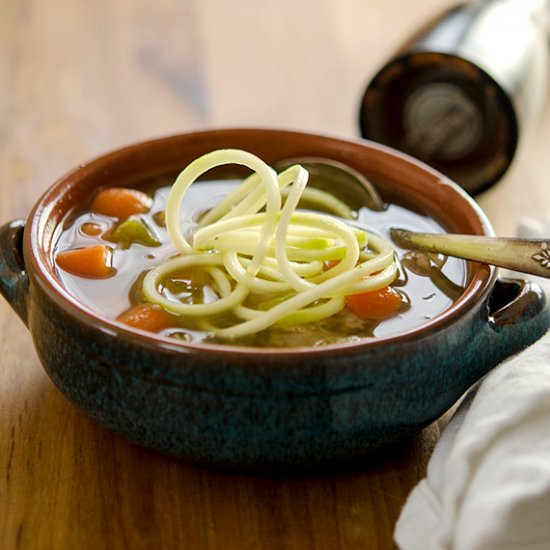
<box><xmin>1</xmin><ymin>128</ymin><xmax>548</xmax><ymax>471</ymax></box>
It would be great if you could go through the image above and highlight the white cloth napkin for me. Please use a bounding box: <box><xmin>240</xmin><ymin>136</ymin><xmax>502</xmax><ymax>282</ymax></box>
<box><xmin>394</xmin><ymin>219</ymin><xmax>550</xmax><ymax>550</ymax></box>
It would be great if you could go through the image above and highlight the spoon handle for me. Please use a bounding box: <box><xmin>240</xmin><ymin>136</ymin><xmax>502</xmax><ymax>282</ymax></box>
<box><xmin>390</xmin><ymin>228</ymin><xmax>550</xmax><ymax>278</ymax></box>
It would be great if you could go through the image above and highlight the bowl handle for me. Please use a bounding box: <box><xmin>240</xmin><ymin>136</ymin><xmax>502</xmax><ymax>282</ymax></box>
<box><xmin>485</xmin><ymin>276</ymin><xmax>550</xmax><ymax>362</ymax></box>
<box><xmin>489</xmin><ymin>277</ymin><xmax>547</xmax><ymax>328</ymax></box>
<box><xmin>0</xmin><ymin>219</ymin><xmax>29</xmax><ymax>325</ymax></box>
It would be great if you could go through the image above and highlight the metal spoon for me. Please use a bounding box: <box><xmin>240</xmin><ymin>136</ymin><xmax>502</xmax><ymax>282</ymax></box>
<box><xmin>389</xmin><ymin>229</ymin><xmax>550</xmax><ymax>279</ymax></box>
<box><xmin>278</xmin><ymin>157</ymin><xmax>550</xmax><ymax>279</ymax></box>
<box><xmin>273</xmin><ymin>157</ymin><xmax>387</xmax><ymax>212</ymax></box>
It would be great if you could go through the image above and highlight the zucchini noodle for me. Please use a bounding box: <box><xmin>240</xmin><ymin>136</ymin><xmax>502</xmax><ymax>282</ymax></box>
<box><xmin>142</xmin><ymin>149</ymin><xmax>398</xmax><ymax>340</ymax></box>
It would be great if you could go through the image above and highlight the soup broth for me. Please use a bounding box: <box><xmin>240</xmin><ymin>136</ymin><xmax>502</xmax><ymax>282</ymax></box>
<box><xmin>53</xmin><ymin>177</ymin><xmax>466</xmax><ymax>347</ymax></box>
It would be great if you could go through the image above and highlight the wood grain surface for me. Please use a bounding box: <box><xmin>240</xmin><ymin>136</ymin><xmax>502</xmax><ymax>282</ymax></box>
<box><xmin>2</xmin><ymin>1</ymin><xmax>550</xmax><ymax>548</ymax></box>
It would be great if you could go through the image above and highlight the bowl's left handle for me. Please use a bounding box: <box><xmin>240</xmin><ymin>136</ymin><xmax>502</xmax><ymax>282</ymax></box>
<box><xmin>0</xmin><ymin>219</ymin><xmax>29</xmax><ymax>325</ymax></box>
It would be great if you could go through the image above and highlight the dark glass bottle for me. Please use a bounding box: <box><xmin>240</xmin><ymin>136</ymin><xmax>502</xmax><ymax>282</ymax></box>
<box><xmin>359</xmin><ymin>0</ymin><xmax>549</xmax><ymax>194</ymax></box>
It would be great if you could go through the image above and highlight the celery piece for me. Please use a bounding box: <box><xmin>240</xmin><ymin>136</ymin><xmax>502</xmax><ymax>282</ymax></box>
<box><xmin>110</xmin><ymin>216</ymin><xmax>160</xmax><ymax>248</ymax></box>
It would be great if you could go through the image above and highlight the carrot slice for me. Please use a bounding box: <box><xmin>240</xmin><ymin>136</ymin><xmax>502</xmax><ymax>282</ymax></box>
<box><xmin>90</xmin><ymin>188</ymin><xmax>152</xmax><ymax>219</ymax></box>
<box><xmin>117</xmin><ymin>303</ymin><xmax>175</xmax><ymax>333</ymax></box>
<box><xmin>56</xmin><ymin>245</ymin><xmax>114</xmax><ymax>278</ymax></box>
<box><xmin>345</xmin><ymin>286</ymin><xmax>404</xmax><ymax>320</ymax></box>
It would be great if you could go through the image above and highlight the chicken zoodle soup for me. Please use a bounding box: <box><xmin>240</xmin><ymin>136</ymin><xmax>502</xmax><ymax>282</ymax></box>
<box><xmin>53</xmin><ymin>149</ymin><xmax>466</xmax><ymax>347</ymax></box>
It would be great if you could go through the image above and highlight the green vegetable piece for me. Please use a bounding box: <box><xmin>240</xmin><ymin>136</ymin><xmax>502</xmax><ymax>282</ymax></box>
<box><xmin>110</xmin><ymin>216</ymin><xmax>160</xmax><ymax>248</ymax></box>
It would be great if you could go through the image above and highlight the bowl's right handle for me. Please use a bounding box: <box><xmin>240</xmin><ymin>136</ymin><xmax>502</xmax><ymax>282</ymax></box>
<box><xmin>0</xmin><ymin>219</ymin><xmax>29</xmax><ymax>325</ymax></box>
<box><xmin>486</xmin><ymin>277</ymin><xmax>550</xmax><ymax>357</ymax></box>
<box><xmin>489</xmin><ymin>278</ymin><xmax>547</xmax><ymax>328</ymax></box>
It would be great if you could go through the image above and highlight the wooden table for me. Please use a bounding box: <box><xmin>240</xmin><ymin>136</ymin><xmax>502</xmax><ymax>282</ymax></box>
<box><xmin>2</xmin><ymin>1</ymin><xmax>550</xmax><ymax>548</ymax></box>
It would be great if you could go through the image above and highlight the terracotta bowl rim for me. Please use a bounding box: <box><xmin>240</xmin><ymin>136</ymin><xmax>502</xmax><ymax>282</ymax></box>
<box><xmin>24</xmin><ymin>127</ymin><xmax>495</xmax><ymax>358</ymax></box>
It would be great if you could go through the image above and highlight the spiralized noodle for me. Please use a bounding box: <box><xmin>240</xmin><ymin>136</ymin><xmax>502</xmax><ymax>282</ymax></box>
<box><xmin>142</xmin><ymin>149</ymin><xmax>398</xmax><ymax>340</ymax></box>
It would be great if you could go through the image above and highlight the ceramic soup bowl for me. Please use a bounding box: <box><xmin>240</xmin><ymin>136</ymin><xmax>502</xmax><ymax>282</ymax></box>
<box><xmin>1</xmin><ymin>128</ymin><xmax>548</xmax><ymax>470</ymax></box>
